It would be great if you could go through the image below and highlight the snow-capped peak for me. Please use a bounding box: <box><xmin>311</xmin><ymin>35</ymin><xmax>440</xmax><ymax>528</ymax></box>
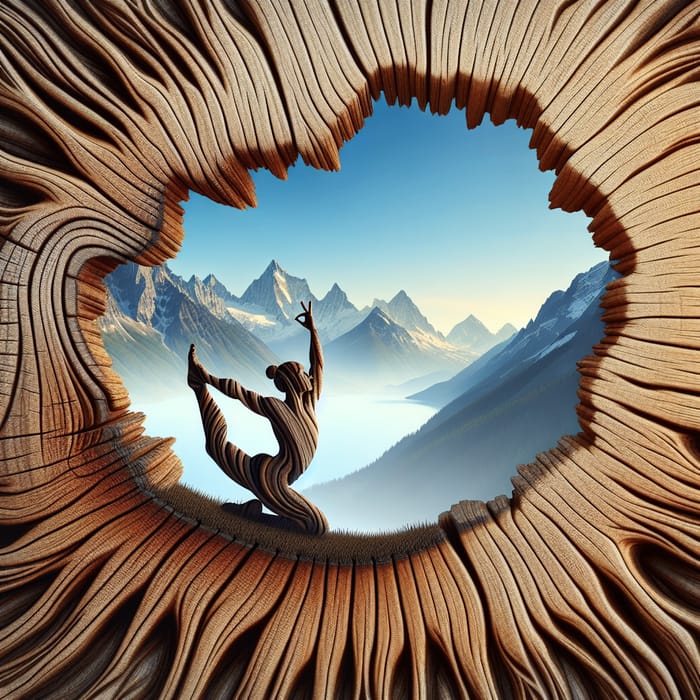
<box><xmin>370</xmin><ymin>290</ymin><xmax>440</xmax><ymax>338</ymax></box>
<box><xmin>238</xmin><ymin>260</ymin><xmax>315</xmax><ymax>322</ymax></box>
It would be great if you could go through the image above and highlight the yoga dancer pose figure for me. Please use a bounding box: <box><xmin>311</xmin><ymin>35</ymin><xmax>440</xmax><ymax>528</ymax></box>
<box><xmin>187</xmin><ymin>301</ymin><xmax>328</xmax><ymax>535</ymax></box>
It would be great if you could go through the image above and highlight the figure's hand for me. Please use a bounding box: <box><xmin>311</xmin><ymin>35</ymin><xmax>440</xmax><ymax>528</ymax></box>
<box><xmin>295</xmin><ymin>300</ymin><xmax>314</xmax><ymax>330</ymax></box>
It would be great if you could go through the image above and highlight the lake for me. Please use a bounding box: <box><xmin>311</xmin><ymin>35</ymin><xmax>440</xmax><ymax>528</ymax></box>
<box><xmin>132</xmin><ymin>389</ymin><xmax>437</xmax><ymax>502</ymax></box>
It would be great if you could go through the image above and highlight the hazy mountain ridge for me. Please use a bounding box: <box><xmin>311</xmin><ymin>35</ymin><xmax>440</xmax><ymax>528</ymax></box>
<box><xmin>98</xmin><ymin>290</ymin><xmax>185</xmax><ymax>394</ymax></box>
<box><xmin>222</xmin><ymin>259</ymin><xmax>506</xmax><ymax>348</ymax></box>
<box><xmin>305</xmin><ymin>261</ymin><xmax>618</xmax><ymax>529</ymax></box>
<box><xmin>324</xmin><ymin>307</ymin><xmax>471</xmax><ymax>389</ymax></box>
<box><xmin>447</xmin><ymin>315</ymin><xmax>517</xmax><ymax>354</ymax></box>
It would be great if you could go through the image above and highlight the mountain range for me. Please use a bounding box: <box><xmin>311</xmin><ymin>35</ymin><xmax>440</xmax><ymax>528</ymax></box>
<box><xmin>100</xmin><ymin>259</ymin><xmax>514</xmax><ymax>395</ymax></box>
<box><xmin>304</xmin><ymin>260</ymin><xmax>617</xmax><ymax>530</ymax></box>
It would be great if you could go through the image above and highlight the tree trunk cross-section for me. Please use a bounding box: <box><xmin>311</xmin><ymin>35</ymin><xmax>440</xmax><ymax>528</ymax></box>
<box><xmin>0</xmin><ymin>1</ymin><xmax>698</xmax><ymax>697</ymax></box>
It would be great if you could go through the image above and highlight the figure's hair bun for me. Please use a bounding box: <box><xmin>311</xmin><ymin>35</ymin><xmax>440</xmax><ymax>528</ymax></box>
<box><xmin>266</xmin><ymin>365</ymin><xmax>277</xmax><ymax>379</ymax></box>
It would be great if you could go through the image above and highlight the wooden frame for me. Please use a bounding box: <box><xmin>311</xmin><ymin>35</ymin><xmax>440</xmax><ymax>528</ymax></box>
<box><xmin>1</xmin><ymin>1</ymin><xmax>698</xmax><ymax>696</ymax></box>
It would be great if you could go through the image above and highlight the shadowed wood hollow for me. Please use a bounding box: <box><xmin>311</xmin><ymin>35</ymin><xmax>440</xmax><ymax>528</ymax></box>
<box><xmin>1</xmin><ymin>0</ymin><xmax>698</xmax><ymax>697</ymax></box>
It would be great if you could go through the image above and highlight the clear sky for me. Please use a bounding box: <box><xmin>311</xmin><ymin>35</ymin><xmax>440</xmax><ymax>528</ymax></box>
<box><xmin>172</xmin><ymin>99</ymin><xmax>607</xmax><ymax>333</ymax></box>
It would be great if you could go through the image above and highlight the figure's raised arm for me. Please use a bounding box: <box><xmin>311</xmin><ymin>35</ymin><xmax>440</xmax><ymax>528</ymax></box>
<box><xmin>188</xmin><ymin>344</ymin><xmax>265</xmax><ymax>414</ymax></box>
<box><xmin>295</xmin><ymin>301</ymin><xmax>323</xmax><ymax>401</ymax></box>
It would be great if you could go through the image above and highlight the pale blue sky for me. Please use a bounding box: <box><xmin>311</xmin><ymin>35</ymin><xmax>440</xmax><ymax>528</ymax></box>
<box><xmin>172</xmin><ymin>99</ymin><xmax>607</xmax><ymax>333</ymax></box>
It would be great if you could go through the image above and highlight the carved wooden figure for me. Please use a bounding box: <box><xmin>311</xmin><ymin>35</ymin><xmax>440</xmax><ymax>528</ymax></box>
<box><xmin>0</xmin><ymin>1</ymin><xmax>698</xmax><ymax>697</ymax></box>
<box><xmin>187</xmin><ymin>301</ymin><xmax>328</xmax><ymax>534</ymax></box>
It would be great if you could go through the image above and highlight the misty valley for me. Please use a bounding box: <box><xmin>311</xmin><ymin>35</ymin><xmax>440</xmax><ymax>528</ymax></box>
<box><xmin>99</xmin><ymin>258</ymin><xmax>615</xmax><ymax>531</ymax></box>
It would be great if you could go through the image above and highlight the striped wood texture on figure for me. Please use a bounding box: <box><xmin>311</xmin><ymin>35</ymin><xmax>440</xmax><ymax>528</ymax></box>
<box><xmin>186</xmin><ymin>300</ymin><xmax>328</xmax><ymax>535</ymax></box>
<box><xmin>0</xmin><ymin>0</ymin><xmax>698</xmax><ymax>697</ymax></box>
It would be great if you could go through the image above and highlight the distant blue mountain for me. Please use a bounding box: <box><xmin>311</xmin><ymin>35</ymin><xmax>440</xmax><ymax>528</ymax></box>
<box><xmin>447</xmin><ymin>315</ymin><xmax>517</xmax><ymax>354</ymax></box>
<box><xmin>323</xmin><ymin>305</ymin><xmax>474</xmax><ymax>390</ymax></box>
<box><xmin>324</xmin><ymin>307</ymin><xmax>444</xmax><ymax>388</ymax></box>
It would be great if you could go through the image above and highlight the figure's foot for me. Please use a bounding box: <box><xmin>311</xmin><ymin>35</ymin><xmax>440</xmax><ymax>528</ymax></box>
<box><xmin>187</xmin><ymin>344</ymin><xmax>207</xmax><ymax>391</ymax></box>
<box><xmin>222</xmin><ymin>499</ymin><xmax>263</xmax><ymax>519</ymax></box>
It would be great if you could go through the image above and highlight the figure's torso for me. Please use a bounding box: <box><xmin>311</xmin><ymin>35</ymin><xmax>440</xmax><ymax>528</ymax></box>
<box><xmin>262</xmin><ymin>393</ymin><xmax>318</xmax><ymax>482</ymax></box>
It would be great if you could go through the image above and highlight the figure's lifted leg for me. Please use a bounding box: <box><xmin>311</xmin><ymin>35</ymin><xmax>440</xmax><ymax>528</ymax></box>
<box><xmin>187</xmin><ymin>345</ymin><xmax>261</xmax><ymax>514</ymax></box>
<box><xmin>188</xmin><ymin>345</ymin><xmax>232</xmax><ymax>473</ymax></box>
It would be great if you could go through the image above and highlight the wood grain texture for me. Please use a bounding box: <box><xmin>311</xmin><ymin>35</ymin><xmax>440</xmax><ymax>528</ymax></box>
<box><xmin>1</xmin><ymin>0</ymin><xmax>698</xmax><ymax>697</ymax></box>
